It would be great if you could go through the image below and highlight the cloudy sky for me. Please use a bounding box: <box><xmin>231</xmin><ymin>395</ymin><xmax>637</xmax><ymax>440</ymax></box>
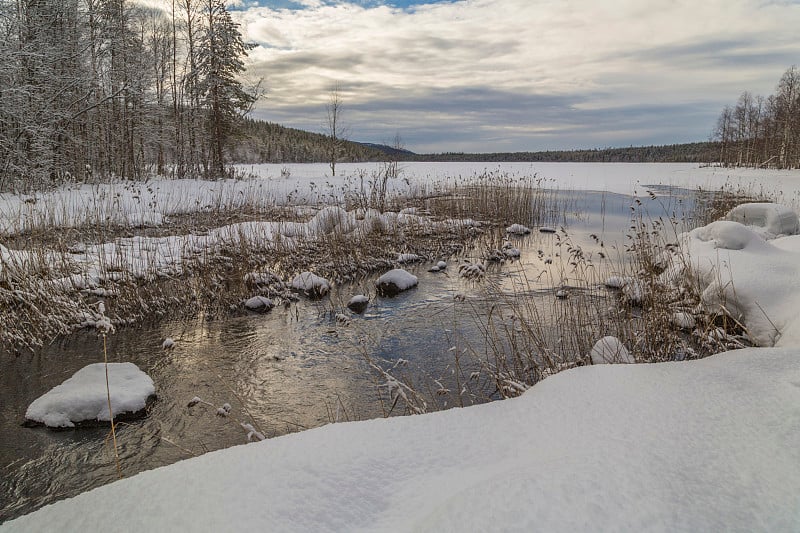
<box><xmin>233</xmin><ymin>0</ymin><xmax>800</xmax><ymax>153</ymax></box>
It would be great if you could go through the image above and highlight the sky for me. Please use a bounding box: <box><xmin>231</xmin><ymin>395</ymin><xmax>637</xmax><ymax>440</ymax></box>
<box><xmin>232</xmin><ymin>0</ymin><xmax>800</xmax><ymax>153</ymax></box>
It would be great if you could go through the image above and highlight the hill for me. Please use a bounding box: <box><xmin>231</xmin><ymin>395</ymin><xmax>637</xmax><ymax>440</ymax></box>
<box><xmin>231</xmin><ymin>119</ymin><xmax>718</xmax><ymax>165</ymax></box>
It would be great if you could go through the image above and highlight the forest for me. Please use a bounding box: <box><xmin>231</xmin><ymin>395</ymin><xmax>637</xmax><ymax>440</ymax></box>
<box><xmin>713</xmin><ymin>66</ymin><xmax>800</xmax><ymax>169</ymax></box>
<box><xmin>0</xmin><ymin>0</ymin><xmax>259</xmax><ymax>191</ymax></box>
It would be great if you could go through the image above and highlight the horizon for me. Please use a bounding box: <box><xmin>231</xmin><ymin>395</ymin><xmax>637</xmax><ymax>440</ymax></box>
<box><xmin>231</xmin><ymin>0</ymin><xmax>800</xmax><ymax>153</ymax></box>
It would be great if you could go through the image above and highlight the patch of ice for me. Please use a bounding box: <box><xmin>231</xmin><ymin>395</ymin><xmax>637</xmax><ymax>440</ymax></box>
<box><xmin>25</xmin><ymin>363</ymin><xmax>155</xmax><ymax>428</ymax></box>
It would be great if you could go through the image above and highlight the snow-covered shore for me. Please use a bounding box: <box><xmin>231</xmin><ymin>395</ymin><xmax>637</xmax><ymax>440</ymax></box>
<box><xmin>3</xmin><ymin>346</ymin><xmax>798</xmax><ymax>532</ymax></box>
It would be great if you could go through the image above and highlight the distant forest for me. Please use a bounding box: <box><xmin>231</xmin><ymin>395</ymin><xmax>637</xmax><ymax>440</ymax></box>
<box><xmin>403</xmin><ymin>142</ymin><xmax>719</xmax><ymax>164</ymax></box>
<box><xmin>712</xmin><ymin>66</ymin><xmax>799</xmax><ymax>169</ymax></box>
<box><xmin>231</xmin><ymin>119</ymin><xmax>720</xmax><ymax>165</ymax></box>
<box><xmin>232</xmin><ymin>118</ymin><xmax>388</xmax><ymax>164</ymax></box>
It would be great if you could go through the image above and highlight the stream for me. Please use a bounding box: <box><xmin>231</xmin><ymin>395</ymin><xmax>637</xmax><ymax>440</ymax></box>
<box><xmin>0</xmin><ymin>188</ymin><xmax>700</xmax><ymax>522</ymax></box>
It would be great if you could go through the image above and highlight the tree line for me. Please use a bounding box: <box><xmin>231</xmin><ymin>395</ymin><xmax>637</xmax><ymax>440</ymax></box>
<box><xmin>0</xmin><ymin>0</ymin><xmax>257</xmax><ymax>191</ymax></box>
<box><xmin>713</xmin><ymin>66</ymin><xmax>800</xmax><ymax>169</ymax></box>
<box><xmin>408</xmin><ymin>142</ymin><xmax>719</xmax><ymax>163</ymax></box>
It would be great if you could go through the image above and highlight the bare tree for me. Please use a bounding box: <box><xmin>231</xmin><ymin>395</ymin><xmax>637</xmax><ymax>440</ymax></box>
<box><xmin>325</xmin><ymin>83</ymin><xmax>346</xmax><ymax>176</ymax></box>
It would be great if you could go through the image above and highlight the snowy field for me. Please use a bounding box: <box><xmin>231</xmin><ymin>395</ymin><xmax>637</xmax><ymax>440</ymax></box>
<box><xmin>4</xmin><ymin>162</ymin><xmax>800</xmax><ymax>236</ymax></box>
<box><xmin>4</xmin><ymin>163</ymin><xmax>800</xmax><ymax>530</ymax></box>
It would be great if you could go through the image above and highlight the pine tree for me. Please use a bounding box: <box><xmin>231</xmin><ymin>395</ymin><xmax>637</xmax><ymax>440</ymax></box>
<box><xmin>196</xmin><ymin>0</ymin><xmax>255</xmax><ymax>178</ymax></box>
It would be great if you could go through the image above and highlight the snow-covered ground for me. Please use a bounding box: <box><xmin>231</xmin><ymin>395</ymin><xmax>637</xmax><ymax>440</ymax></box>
<box><xmin>4</xmin><ymin>163</ymin><xmax>800</xmax><ymax>237</ymax></box>
<box><xmin>4</xmin><ymin>345</ymin><xmax>798</xmax><ymax>531</ymax></box>
<box><xmin>5</xmin><ymin>165</ymin><xmax>800</xmax><ymax>530</ymax></box>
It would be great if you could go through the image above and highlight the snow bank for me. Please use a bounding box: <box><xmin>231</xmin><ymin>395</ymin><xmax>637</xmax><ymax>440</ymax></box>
<box><xmin>726</xmin><ymin>202</ymin><xmax>799</xmax><ymax>236</ymax></box>
<box><xmin>682</xmin><ymin>214</ymin><xmax>800</xmax><ymax>346</ymax></box>
<box><xmin>6</xmin><ymin>348</ymin><xmax>799</xmax><ymax>531</ymax></box>
<box><xmin>25</xmin><ymin>363</ymin><xmax>155</xmax><ymax>428</ymax></box>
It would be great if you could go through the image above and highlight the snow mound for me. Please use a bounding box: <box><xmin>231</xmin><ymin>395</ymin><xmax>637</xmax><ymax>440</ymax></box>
<box><xmin>506</xmin><ymin>223</ymin><xmax>531</xmax><ymax>235</ymax></box>
<box><xmin>726</xmin><ymin>202</ymin><xmax>799</xmax><ymax>236</ymax></box>
<box><xmin>589</xmin><ymin>336</ymin><xmax>634</xmax><ymax>364</ymax></box>
<box><xmin>376</xmin><ymin>268</ymin><xmax>418</xmax><ymax>297</ymax></box>
<box><xmin>25</xmin><ymin>363</ymin><xmax>155</xmax><ymax>428</ymax></box>
<box><xmin>681</xmin><ymin>218</ymin><xmax>800</xmax><ymax>346</ymax></box>
<box><xmin>291</xmin><ymin>272</ymin><xmax>331</xmax><ymax>298</ymax></box>
<box><xmin>690</xmin><ymin>220</ymin><xmax>769</xmax><ymax>251</ymax></box>
<box><xmin>308</xmin><ymin>206</ymin><xmax>354</xmax><ymax>235</ymax></box>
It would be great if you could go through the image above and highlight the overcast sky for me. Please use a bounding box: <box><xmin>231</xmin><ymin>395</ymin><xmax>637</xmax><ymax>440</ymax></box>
<box><xmin>233</xmin><ymin>0</ymin><xmax>800</xmax><ymax>153</ymax></box>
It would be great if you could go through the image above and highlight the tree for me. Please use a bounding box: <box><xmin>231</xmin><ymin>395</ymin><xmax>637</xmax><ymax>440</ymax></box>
<box><xmin>325</xmin><ymin>83</ymin><xmax>346</xmax><ymax>176</ymax></box>
<box><xmin>195</xmin><ymin>0</ymin><xmax>256</xmax><ymax>178</ymax></box>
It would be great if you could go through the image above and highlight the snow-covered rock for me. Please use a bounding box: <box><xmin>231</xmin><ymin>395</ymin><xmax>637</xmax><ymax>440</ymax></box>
<box><xmin>244</xmin><ymin>296</ymin><xmax>274</xmax><ymax>312</ymax></box>
<box><xmin>291</xmin><ymin>272</ymin><xmax>331</xmax><ymax>298</ymax></box>
<box><xmin>347</xmin><ymin>295</ymin><xmax>369</xmax><ymax>313</ymax></box>
<box><xmin>726</xmin><ymin>202</ymin><xmax>799</xmax><ymax>236</ymax></box>
<box><xmin>506</xmin><ymin>223</ymin><xmax>531</xmax><ymax>235</ymax></box>
<box><xmin>589</xmin><ymin>336</ymin><xmax>634</xmax><ymax>364</ymax></box>
<box><xmin>25</xmin><ymin>363</ymin><xmax>155</xmax><ymax>428</ymax></box>
<box><xmin>376</xmin><ymin>268</ymin><xmax>418</xmax><ymax>297</ymax></box>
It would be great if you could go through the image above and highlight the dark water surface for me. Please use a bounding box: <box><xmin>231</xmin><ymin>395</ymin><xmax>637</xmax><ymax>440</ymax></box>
<box><xmin>0</xmin><ymin>188</ymin><xmax>699</xmax><ymax>522</ymax></box>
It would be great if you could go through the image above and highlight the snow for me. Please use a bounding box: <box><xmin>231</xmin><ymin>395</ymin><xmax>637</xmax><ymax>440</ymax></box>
<box><xmin>726</xmin><ymin>202</ymin><xmax>799</xmax><ymax>236</ymax></box>
<box><xmin>347</xmin><ymin>294</ymin><xmax>369</xmax><ymax>313</ymax></box>
<box><xmin>6</xmin><ymin>347</ymin><xmax>800</xmax><ymax>531</ymax></box>
<box><xmin>679</xmin><ymin>213</ymin><xmax>800</xmax><ymax>346</ymax></box>
<box><xmin>290</xmin><ymin>272</ymin><xmax>331</xmax><ymax>297</ymax></box>
<box><xmin>24</xmin><ymin>363</ymin><xmax>155</xmax><ymax>428</ymax></box>
<box><xmin>375</xmin><ymin>268</ymin><xmax>417</xmax><ymax>291</ymax></box>
<box><xmin>505</xmin><ymin>223</ymin><xmax>531</xmax><ymax>235</ymax></box>
<box><xmin>397</xmin><ymin>253</ymin><xmax>421</xmax><ymax>264</ymax></box>
<box><xmin>589</xmin><ymin>336</ymin><xmax>634</xmax><ymax>364</ymax></box>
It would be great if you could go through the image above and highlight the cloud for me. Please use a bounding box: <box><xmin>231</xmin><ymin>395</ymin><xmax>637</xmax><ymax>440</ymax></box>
<box><xmin>236</xmin><ymin>0</ymin><xmax>800</xmax><ymax>152</ymax></box>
